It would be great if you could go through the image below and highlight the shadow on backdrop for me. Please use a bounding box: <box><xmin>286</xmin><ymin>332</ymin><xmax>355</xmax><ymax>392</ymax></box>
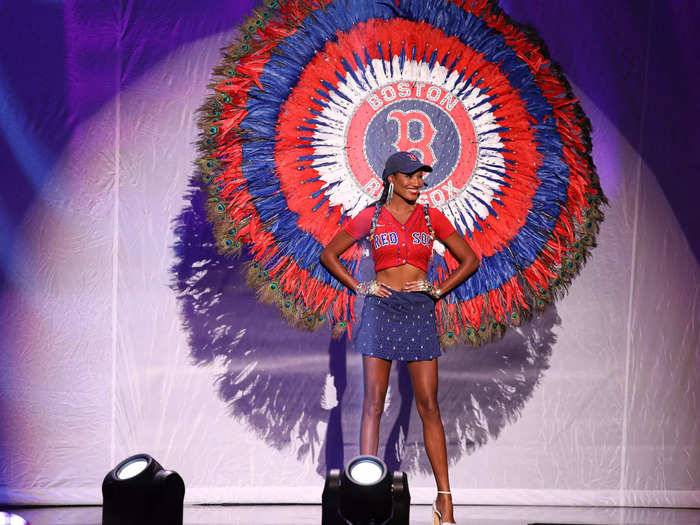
<box><xmin>171</xmin><ymin>183</ymin><xmax>557</xmax><ymax>474</ymax></box>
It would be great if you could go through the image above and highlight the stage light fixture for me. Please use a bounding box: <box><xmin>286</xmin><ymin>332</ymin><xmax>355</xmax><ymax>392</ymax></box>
<box><xmin>102</xmin><ymin>453</ymin><xmax>185</xmax><ymax>525</ymax></box>
<box><xmin>322</xmin><ymin>455</ymin><xmax>410</xmax><ymax>525</ymax></box>
<box><xmin>0</xmin><ymin>512</ymin><xmax>29</xmax><ymax>525</ymax></box>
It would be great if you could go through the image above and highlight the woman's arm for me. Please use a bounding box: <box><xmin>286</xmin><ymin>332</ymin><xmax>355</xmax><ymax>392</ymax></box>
<box><xmin>320</xmin><ymin>231</ymin><xmax>392</xmax><ymax>297</ymax></box>
<box><xmin>434</xmin><ymin>232</ymin><xmax>479</xmax><ymax>295</ymax></box>
<box><xmin>403</xmin><ymin>232</ymin><xmax>479</xmax><ymax>297</ymax></box>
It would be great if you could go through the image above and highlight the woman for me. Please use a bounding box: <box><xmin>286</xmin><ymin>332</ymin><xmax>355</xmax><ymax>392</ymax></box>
<box><xmin>320</xmin><ymin>151</ymin><xmax>479</xmax><ymax>524</ymax></box>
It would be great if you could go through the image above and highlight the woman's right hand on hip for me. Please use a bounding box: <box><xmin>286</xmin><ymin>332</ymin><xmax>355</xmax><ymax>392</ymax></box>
<box><xmin>355</xmin><ymin>280</ymin><xmax>393</xmax><ymax>297</ymax></box>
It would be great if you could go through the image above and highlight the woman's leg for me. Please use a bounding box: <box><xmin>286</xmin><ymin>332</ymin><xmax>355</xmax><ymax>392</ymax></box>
<box><xmin>407</xmin><ymin>358</ymin><xmax>454</xmax><ymax>522</ymax></box>
<box><xmin>360</xmin><ymin>355</ymin><xmax>392</xmax><ymax>455</ymax></box>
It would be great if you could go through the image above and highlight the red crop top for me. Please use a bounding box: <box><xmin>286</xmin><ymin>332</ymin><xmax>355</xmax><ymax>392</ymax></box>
<box><xmin>343</xmin><ymin>205</ymin><xmax>456</xmax><ymax>272</ymax></box>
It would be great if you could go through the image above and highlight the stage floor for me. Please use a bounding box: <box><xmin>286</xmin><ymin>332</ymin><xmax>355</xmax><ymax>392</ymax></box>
<box><xmin>2</xmin><ymin>505</ymin><xmax>699</xmax><ymax>525</ymax></box>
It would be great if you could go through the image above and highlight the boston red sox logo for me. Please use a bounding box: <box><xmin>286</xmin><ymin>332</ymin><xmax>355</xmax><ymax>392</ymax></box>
<box><xmin>388</xmin><ymin>110</ymin><xmax>436</xmax><ymax>165</ymax></box>
<box><xmin>346</xmin><ymin>81</ymin><xmax>478</xmax><ymax>206</ymax></box>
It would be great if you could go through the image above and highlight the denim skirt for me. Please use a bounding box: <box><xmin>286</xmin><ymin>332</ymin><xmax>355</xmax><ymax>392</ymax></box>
<box><xmin>354</xmin><ymin>291</ymin><xmax>441</xmax><ymax>362</ymax></box>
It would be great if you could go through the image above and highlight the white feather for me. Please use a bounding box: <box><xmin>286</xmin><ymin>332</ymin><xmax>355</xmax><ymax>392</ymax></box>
<box><xmin>320</xmin><ymin>373</ymin><xmax>339</xmax><ymax>410</ymax></box>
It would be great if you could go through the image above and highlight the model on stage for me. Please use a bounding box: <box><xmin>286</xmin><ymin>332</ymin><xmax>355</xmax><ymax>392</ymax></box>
<box><xmin>320</xmin><ymin>151</ymin><xmax>479</xmax><ymax>525</ymax></box>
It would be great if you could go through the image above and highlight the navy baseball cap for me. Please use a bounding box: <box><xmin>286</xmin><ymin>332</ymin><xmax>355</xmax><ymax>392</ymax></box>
<box><xmin>382</xmin><ymin>151</ymin><xmax>433</xmax><ymax>180</ymax></box>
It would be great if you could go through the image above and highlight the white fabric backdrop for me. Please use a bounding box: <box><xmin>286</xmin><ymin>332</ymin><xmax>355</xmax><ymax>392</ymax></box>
<box><xmin>0</xmin><ymin>30</ymin><xmax>698</xmax><ymax>506</ymax></box>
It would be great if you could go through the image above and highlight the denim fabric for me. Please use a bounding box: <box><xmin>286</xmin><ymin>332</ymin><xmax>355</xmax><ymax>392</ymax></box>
<box><xmin>354</xmin><ymin>291</ymin><xmax>441</xmax><ymax>361</ymax></box>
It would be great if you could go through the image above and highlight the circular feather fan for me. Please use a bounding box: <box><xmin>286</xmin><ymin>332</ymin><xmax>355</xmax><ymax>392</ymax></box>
<box><xmin>194</xmin><ymin>0</ymin><xmax>605</xmax><ymax>347</ymax></box>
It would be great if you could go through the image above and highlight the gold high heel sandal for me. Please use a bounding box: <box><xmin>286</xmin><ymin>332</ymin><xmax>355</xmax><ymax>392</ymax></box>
<box><xmin>432</xmin><ymin>490</ymin><xmax>456</xmax><ymax>525</ymax></box>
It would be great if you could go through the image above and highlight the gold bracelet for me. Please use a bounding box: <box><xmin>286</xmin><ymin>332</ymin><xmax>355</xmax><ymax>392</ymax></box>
<box><xmin>355</xmin><ymin>280</ymin><xmax>380</xmax><ymax>296</ymax></box>
<box><xmin>417</xmin><ymin>280</ymin><xmax>441</xmax><ymax>299</ymax></box>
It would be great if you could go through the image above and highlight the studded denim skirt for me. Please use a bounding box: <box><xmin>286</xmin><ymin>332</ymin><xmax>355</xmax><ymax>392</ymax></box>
<box><xmin>354</xmin><ymin>291</ymin><xmax>441</xmax><ymax>362</ymax></box>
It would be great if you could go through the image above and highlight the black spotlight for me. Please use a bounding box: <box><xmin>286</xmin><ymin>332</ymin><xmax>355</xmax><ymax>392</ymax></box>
<box><xmin>322</xmin><ymin>455</ymin><xmax>410</xmax><ymax>525</ymax></box>
<box><xmin>102</xmin><ymin>453</ymin><xmax>185</xmax><ymax>525</ymax></box>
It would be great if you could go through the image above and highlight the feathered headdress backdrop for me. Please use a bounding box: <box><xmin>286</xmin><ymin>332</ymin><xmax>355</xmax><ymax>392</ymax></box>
<box><xmin>193</xmin><ymin>0</ymin><xmax>605</xmax><ymax>347</ymax></box>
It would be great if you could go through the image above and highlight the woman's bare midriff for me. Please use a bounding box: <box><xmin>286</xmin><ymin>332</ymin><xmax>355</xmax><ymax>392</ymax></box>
<box><xmin>376</xmin><ymin>264</ymin><xmax>426</xmax><ymax>291</ymax></box>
